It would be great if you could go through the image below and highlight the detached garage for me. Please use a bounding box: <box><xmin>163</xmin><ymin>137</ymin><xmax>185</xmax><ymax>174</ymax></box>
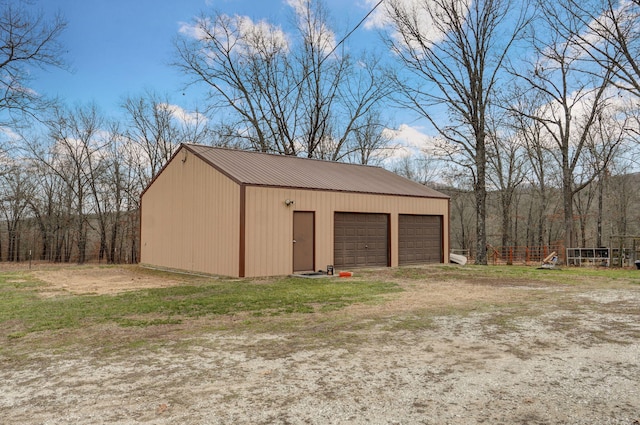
<box><xmin>140</xmin><ymin>143</ymin><xmax>450</xmax><ymax>277</ymax></box>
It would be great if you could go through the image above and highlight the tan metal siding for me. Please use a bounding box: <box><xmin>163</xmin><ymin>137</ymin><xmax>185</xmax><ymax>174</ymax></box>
<box><xmin>243</xmin><ymin>187</ymin><xmax>449</xmax><ymax>277</ymax></box>
<box><xmin>140</xmin><ymin>149</ymin><xmax>240</xmax><ymax>276</ymax></box>
<box><xmin>243</xmin><ymin>187</ymin><xmax>292</xmax><ymax>277</ymax></box>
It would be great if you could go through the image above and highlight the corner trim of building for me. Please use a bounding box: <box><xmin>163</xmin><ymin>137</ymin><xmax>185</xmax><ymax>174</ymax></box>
<box><xmin>239</xmin><ymin>184</ymin><xmax>246</xmax><ymax>278</ymax></box>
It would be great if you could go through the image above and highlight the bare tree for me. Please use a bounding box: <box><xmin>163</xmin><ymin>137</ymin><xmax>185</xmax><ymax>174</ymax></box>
<box><xmin>391</xmin><ymin>153</ymin><xmax>444</xmax><ymax>185</ymax></box>
<box><xmin>444</xmin><ymin>181</ymin><xmax>476</xmax><ymax>257</ymax></box>
<box><xmin>122</xmin><ymin>91</ymin><xmax>215</xmax><ymax>189</ymax></box>
<box><xmin>345</xmin><ymin>111</ymin><xmax>394</xmax><ymax>165</ymax></box>
<box><xmin>0</xmin><ymin>1</ymin><xmax>66</xmax><ymax>261</ymax></box>
<box><xmin>550</xmin><ymin>0</ymin><xmax>640</xmax><ymax>248</ymax></box>
<box><xmin>29</xmin><ymin>104</ymin><xmax>105</xmax><ymax>264</ymax></box>
<box><xmin>0</xmin><ymin>161</ymin><xmax>34</xmax><ymax>261</ymax></box>
<box><xmin>122</xmin><ymin>92</ymin><xmax>182</xmax><ymax>187</ymax></box>
<box><xmin>485</xmin><ymin>113</ymin><xmax>529</xmax><ymax>256</ymax></box>
<box><xmin>117</xmin><ymin>137</ymin><xmax>146</xmax><ymax>263</ymax></box>
<box><xmin>606</xmin><ymin>162</ymin><xmax>637</xmax><ymax>239</ymax></box>
<box><xmin>510</xmin><ymin>90</ymin><xmax>558</xmax><ymax>250</ymax></box>
<box><xmin>174</xmin><ymin>0</ymin><xmax>392</xmax><ymax>160</ymax></box>
<box><xmin>20</xmin><ymin>112</ymin><xmax>146</xmax><ymax>265</ymax></box>
<box><xmin>561</xmin><ymin>0</ymin><xmax>640</xmax><ymax>98</ymax></box>
<box><xmin>511</xmin><ymin>0</ymin><xmax>623</xmax><ymax>250</ymax></box>
<box><xmin>0</xmin><ymin>0</ymin><xmax>66</xmax><ymax>122</ymax></box>
<box><xmin>376</xmin><ymin>0</ymin><xmax>530</xmax><ymax>264</ymax></box>
<box><xmin>91</xmin><ymin>123</ymin><xmax>138</xmax><ymax>264</ymax></box>
<box><xmin>24</xmin><ymin>155</ymin><xmax>65</xmax><ymax>261</ymax></box>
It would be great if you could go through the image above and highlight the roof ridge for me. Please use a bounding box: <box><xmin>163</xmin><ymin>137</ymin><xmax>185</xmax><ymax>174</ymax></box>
<box><xmin>184</xmin><ymin>143</ymin><xmax>383</xmax><ymax>169</ymax></box>
<box><xmin>182</xmin><ymin>143</ymin><xmax>449</xmax><ymax>199</ymax></box>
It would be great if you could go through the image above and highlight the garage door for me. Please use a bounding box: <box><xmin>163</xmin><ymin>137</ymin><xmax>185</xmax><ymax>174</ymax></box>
<box><xmin>398</xmin><ymin>214</ymin><xmax>442</xmax><ymax>265</ymax></box>
<box><xmin>334</xmin><ymin>212</ymin><xmax>389</xmax><ymax>268</ymax></box>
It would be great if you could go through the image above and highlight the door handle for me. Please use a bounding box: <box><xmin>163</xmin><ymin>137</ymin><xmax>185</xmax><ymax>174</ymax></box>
<box><xmin>293</xmin><ymin>240</ymin><xmax>297</xmax><ymax>243</ymax></box>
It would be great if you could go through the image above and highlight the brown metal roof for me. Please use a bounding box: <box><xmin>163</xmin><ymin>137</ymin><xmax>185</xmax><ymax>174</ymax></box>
<box><xmin>184</xmin><ymin>143</ymin><xmax>449</xmax><ymax>199</ymax></box>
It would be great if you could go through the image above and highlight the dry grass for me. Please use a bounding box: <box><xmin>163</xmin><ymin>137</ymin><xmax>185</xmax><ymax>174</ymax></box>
<box><xmin>2</xmin><ymin>264</ymin><xmax>640</xmax><ymax>424</ymax></box>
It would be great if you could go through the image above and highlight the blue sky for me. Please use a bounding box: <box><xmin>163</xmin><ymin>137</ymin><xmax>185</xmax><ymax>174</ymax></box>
<box><xmin>23</xmin><ymin>1</ymin><xmax>640</xmax><ymax>175</ymax></box>
<box><xmin>33</xmin><ymin>0</ymin><xmax>374</xmax><ymax>117</ymax></box>
<box><xmin>27</xmin><ymin>0</ymin><xmax>442</xmax><ymax>163</ymax></box>
<box><xmin>35</xmin><ymin>0</ymin><xmax>229</xmax><ymax>114</ymax></box>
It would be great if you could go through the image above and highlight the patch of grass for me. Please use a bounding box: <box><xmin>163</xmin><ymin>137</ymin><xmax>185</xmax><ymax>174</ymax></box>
<box><xmin>114</xmin><ymin>317</ymin><xmax>184</xmax><ymax>327</ymax></box>
<box><xmin>390</xmin><ymin>264</ymin><xmax>640</xmax><ymax>286</ymax></box>
<box><xmin>484</xmin><ymin>264</ymin><xmax>640</xmax><ymax>282</ymax></box>
<box><xmin>383</xmin><ymin>314</ymin><xmax>435</xmax><ymax>332</ymax></box>
<box><xmin>390</xmin><ymin>265</ymin><xmax>469</xmax><ymax>281</ymax></box>
<box><xmin>0</xmin><ymin>273</ymin><xmax>401</xmax><ymax>338</ymax></box>
<box><xmin>2</xmin><ymin>263</ymin><xmax>638</xmax><ymax>357</ymax></box>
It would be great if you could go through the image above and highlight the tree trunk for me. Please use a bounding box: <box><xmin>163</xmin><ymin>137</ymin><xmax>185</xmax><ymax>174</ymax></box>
<box><xmin>563</xmin><ymin>173</ymin><xmax>575</xmax><ymax>250</ymax></box>
<box><xmin>596</xmin><ymin>176</ymin><xmax>604</xmax><ymax>247</ymax></box>
<box><xmin>475</xmin><ymin>140</ymin><xmax>488</xmax><ymax>265</ymax></box>
<box><xmin>500</xmin><ymin>189</ymin><xmax>513</xmax><ymax>264</ymax></box>
<box><xmin>537</xmin><ymin>192</ymin><xmax>546</xmax><ymax>249</ymax></box>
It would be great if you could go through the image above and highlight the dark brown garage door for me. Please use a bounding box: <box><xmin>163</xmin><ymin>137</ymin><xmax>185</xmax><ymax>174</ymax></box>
<box><xmin>334</xmin><ymin>212</ymin><xmax>389</xmax><ymax>268</ymax></box>
<box><xmin>399</xmin><ymin>214</ymin><xmax>442</xmax><ymax>265</ymax></box>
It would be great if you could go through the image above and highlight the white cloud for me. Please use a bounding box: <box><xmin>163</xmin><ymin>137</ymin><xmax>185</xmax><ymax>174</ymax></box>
<box><xmin>383</xmin><ymin>123</ymin><xmax>439</xmax><ymax>159</ymax></box>
<box><xmin>287</xmin><ymin>0</ymin><xmax>336</xmax><ymax>56</ymax></box>
<box><xmin>581</xmin><ymin>0</ymin><xmax>636</xmax><ymax>52</ymax></box>
<box><xmin>535</xmin><ymin>0</ymin><xmax>636</xmax><ymax>66</ymax></box>
<box><xmin>363</xmin><ymin>0</ymin><xmax>393</xmax><ymax>30</ymax></box>
<box><xmin>160</xmin><ymin>103</ymin><xmax>208</xmax><ymax>127</ymax></box>
<box><xmin>543</xmin><ymin>85</ymin><xmax>628</xmax><ymax>126</ymax></box>
<box><xmin>178</xmin><ymin>17</ymin><xmax>211</xmax><ymax>41</ymax></box>
<box><xmin>179</xmin><ymin>14</ymin><xmax>289</xmax><ymax>58</ymax></box>
<box><xmin>236</xmin><ymin>15</ymin><xmax>290</xmax><ymax>54</ymax></box>
<box><xmin>286</xmin><ymin>0</ymin><xmax>308</xmax><ymax>17</ymax></box>
<box><xmin>364</xmin><ymin>0</ymin><xmax>470</xmax><ymax>49</ymax></box>
<box><xmin>0</xmin><ymin>126</ymin><xmax>21</xmax><ymax>143</ymax></box>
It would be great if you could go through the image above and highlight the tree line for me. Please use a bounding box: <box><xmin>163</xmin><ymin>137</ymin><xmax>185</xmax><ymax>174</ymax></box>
<box><xmin>1</xmin><ymin>0</ymin><xmax>639</xmax><ymax>265</ymax></box>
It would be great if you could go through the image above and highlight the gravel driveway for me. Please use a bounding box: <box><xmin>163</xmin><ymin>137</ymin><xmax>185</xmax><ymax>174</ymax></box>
<box><xmin>1</xmin><ymin>267</ymin><xmax>639</xmax><ymax>424</ymax></box>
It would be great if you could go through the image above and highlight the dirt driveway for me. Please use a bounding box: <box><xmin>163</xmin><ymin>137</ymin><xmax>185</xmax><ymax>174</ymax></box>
<box><xmin>1</xmin><ymin>266</ymin><xmax>639</xmax><ymax>424</ymax></box>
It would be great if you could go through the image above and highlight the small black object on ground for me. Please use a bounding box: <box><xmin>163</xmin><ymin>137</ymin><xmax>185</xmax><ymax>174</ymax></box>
<box><xmin>291</xmin><ymin>271</ymin><xmax>333</xmax><ymax>279</ymax></box>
